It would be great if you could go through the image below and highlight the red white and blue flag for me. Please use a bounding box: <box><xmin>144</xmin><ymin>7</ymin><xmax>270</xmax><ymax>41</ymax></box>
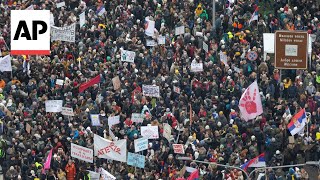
<box><xmin>287</xmin><ymin>108</ymin><xmax>307</xmax><ymax>136</ymax></box>
<box><xmin>249</xmin><ymin>7</ymin><xmax>259</xmax><ymax>24</ymax></box>
<box><xmin>241</xmin><ymin>153</ymin><xmax>266</xmax><ymax>171</ymax></box>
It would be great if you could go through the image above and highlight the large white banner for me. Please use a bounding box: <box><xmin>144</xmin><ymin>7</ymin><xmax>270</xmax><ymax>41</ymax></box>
<box><xmin>120</xmin><ymin>49</ymin><xmax>136</xmax><ymax>63</ymax></box>
<box><xmin>131</xmin><ymin>113</ymin><xmax>145</xmax><ymax>123</ymax></box>
<box><xmin>0</xmin><ymin>55</ymin><xmax>12</xmax><ymax>72</ymax></box>
<box><xmin>145</xmin><ymin>18</ymin><xmax>155</xmax><ymax>37</ymax></box>
<box><xmin>71</xmin><ymin>143</ymin><xmax>93</xmax><ymax>163</ymax></box>
<box><xmin>141</xmin><ymin>126</ymin><xmax>159</xmax><ymax>139</ymax></box>
<box><xmin>134</xmin><ymin>137</ymin><xmax>148</xmax><ymax>152</ymax></box>
<box><xmin>51</xmin><ymin>23</ymin><xmax>76</xmax><ymax>42</ymax></box>
<box><xmin>142</xmin><ymin>85</ymin><xmax>160</xmax><ymax>97</ymax></box>
<box><xmin>190</xmin><ymin>63</ymin><xmax>203</xmax><ymax>72</ymax></box>
<box><xmin>61</xmin><ymin>107</ymin><xmax>74</xmax><ymax>116</ymax></box>
<box><xmin>79</xmin><ymin>11</ymin><xmax>85</xmax><ymax>27</ymax></box>
<box><xmin>94</xmin><ymin>134</ymin><xmax>127</xmax><ymax>162</ymax></box>
<box><xmin>45</xmin><ymin>100</ymin><xmax>63</xmax><ymax>112</ymax></box>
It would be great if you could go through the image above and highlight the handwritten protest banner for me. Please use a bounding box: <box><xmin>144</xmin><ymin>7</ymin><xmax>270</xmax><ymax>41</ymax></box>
<box><xmin>94</xmin><ymin>134</ymin><xmax>127</xmax><ymax>162</ymax></box>
<box><xmin>131</xmin><ymin>113</ymin><xmax>145</xmax><ymax>123</ymax></box>
<box><xmin>190</xmin><ymin>63</ymin><xmax>203</xmax><ymax>72</ymax></box>
<box><xmin>100</xmin><ymin>168</ymin><xmax>116</xmax><ymax>180</ymax></box>
<box><xmin>91</xmin><ymin>114</ymin><xmax>101</xmax><ymax>126</ymax></box>
<box><xmin>127</xmin><ymin>152</ymin><xmax>145</xmax><ymax>169</ymax></box>
<box><xmin>0</xmin><ymin>55</ymin><xmax>12</xmax><ymax>72</ymax></box>
<box><xmin>145</xmin><ymin>18</ymin><xmax>155</xmax><ymax>36</ymax></box>
<box><xmin>141</xmin><ymin>126</ymin><xmax>159</xmax><ymax>139</ymax></box>
<box><xmin>175</xmin><ymin>26</ymin><xmax>185</xmax><ymax>35</ymax></box>
<box><xmin>173</xmin><ymin>144</ymin><xmax>185</xmax><ymax>154</ymax></box>
<box><xmin>112</xmin><ymin>76</ymin><xmax>121</xmax><ymax>90</ymax></box>
<box><xmin>61</xmin><ymin>107</ymin><xmax>74</xmax><ymax>116</ymax></box>
<box><xmin>71</xmin><ymin>143</ymin><xmax>93</xmax><ymax>163</ymax></box>
<box><xmin>56</xmin><ymin>1</ymin><xmax>65</xmax><ymax>8</ymax></box>
<box><xmin>220</xmin><ymin>51</ymin><xmax>228</xmax><ymax>66</ymax></box>
<box><xmin>142</xmin><ymin>85</ymin><xmax>160</xmax><ymax>97</ymax></box>
<box><xmin>51</xmin><ymin>23</ymin><xmax>76</xmax><ymax>42</ymax></box>
<box><xmin>45</xmin><ymin>100</ymin><xmax>63</xmax><ymax>112</ymax></box>
<box><xmin>121</xmin><ymin>49</ymin><xmax>136</xmax><ymax>63</ymax></box>
<box><xmin>134</xmin><ymin>137</ymin><xmax>148</xmax><ymax>152</ymax></box>
<box><xmin>108</xmin><ymin>115</ymin><xmax>120</xmax><ymax>126</ymax></box>
<box><xmin>146</xmin><ymin>39</ymin><xmax>157</xmax><ymax>46</ymax></box>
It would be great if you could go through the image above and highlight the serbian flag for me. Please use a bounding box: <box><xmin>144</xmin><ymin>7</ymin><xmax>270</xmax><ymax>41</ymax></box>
<box><xmin>249</xmin><ymin>7</ymin><xmax>259</xmax><ymax>24</ymax></box>
<box><xmin>239</xmin><ymin>81</ymin><xmax>263</xmax><ymax>121</ymax></box>
<box><xmin>42</xmin><ymin>149</ymin><xmax>53</xmax><ymax>174</ymax></box>
<box><xmin>187</xmin><ymin>169</ymin><xmax>199</xmax><ymax>180</ymax></box>
<box><xmin>79</xmin><ymin>75</ymin><xmax>101</xmax><ymax>93</ymax></box>
<box><xmin>241</xmin><ymin>153</ymin><xmax>266</xmax><ymax>171</ymax></box>
<box><xmin>96</xmin><ymin>5</ymin><xmax>106</xmax><ymax>16</ymax></box>
<box><xmin>287</xmin><ymin>108</ymin><xmax>307</xmax><ymax>136</ymax></box>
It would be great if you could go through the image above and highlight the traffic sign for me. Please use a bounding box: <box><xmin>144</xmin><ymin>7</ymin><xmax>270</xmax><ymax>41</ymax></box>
<box><xmin>246</xmin><ymin>51</ymin><xmax>258</xmax><ymax>61</ymax></box>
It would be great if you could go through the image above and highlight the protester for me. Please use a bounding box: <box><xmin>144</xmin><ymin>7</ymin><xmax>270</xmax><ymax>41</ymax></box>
<box><xmin>0</xmin><ymin>0</ymin><xmax>319</xmax><ymax>179</ymax></box>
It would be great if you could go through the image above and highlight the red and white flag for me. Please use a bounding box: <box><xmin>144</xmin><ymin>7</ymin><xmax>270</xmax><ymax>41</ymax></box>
<box><xmin>79</xmin><ymin>75</ymin><xmax>101</xmax><ymax>93</ymax></box>
<box><xmin>239</xmin><ymin>81</ymin><xmax>263</xmax><ymax>121</ymax></box>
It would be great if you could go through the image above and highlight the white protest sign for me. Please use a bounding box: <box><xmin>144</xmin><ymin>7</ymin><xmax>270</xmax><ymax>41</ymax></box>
<box><xmin>56</xmin><ymin>1</ymin><xmax>66</xmax><ymax>8</ymax></box>
<box><xmin>157</xmin><ymin>36</ymin><xmax>165</xmax><ymax>45</ymax></box>
<box><xmin>141</xmin><ymin>126</ymin><xmax>159</xmax><ymax>139</ymax></box>
<box><xmin>25</xmin><ymin>5</ymin><xmax>34</xmax><ymax>10</ymax></box>
<box><xmin>145</xmin><ymin>18</ymin><xmax>155</xmax><ymax>37</ymax></box>
<box><xmin>51</xmin><ymin>23</ymin><xmax>76</xmax><ymax>42</ymax></box>
<box><xmin>121</xmin><ymin>49</ymin><xmax>136</xmax><ymax>63</ymax></box>
<box><xmin>173</xmin><ymin>86</ymin><xmax>180</xmax><ymax>94</ymax></box>
<box><xmin>0</xmin><ymin>55</ymin><xmax>12</xmax><ymax>72</ymax></box>
<box><xmin>112</xmin><ymin>76</ymin><xmax>121</xmax><ymax>90</ymax></box>
<box><xmin>163</xmin><ymin>123</ymin><xmax>172</xmax><ymax>141</ymax></box>
<box><xmin>131</xmin><ymin>113</ymin><xmax>145</xmax><ymax>123</ymax></box>
<box><xmin>91</xmin><ymin>114</ymin><xmax>101</xmax><ymax>126</ymax></box>
<box><xmin>175</xmin><ymin>26</ymin><xmax>185</xmax><ymax>35</ymax></box>
<box><xmin>220</xmin><ymin>51</ymin><xmax>228</xmax><ymax>66</ymax></box>
<box><xmin>108</xmin><ymin>115</ymin><xmax>120</xmax><ymax>126</ymax></box>
<box><xmin>142</xmin><ymin>85</ymin><xmax>160</xmax><ymax>97</ymax></box>
<box><xmin>88</xmin><ymin>171</ymin><xmax>100</xmax><ymax>180</ymax></box>
<box><xmin>203</xmin><ymin>41</ymin><xmax>209</xmax><ymax>53</ymax></box>
<box><xmin>56</xmin><ymin>79</ymin><xmax>64</xmax><ymax>85</ymax></box>
<box><xmin>100</xmin><ymin>168</ymin><xmax>116</xmax><ymax>180</ymax></box>
<box><xmin>190</xmin><ymin>63</ymin><xmax>203</xmax><ymax>72</ymax></box>
<box><xmin>233</xmin><ymin>66</ymin><xmax>241</xmax><ymax>73</ymax></box>
<box><xmin>50</xmin><ymin>13</ymin><xmax>55</xmax><ymax>26</ymax></box>
<box><xmin>79</xmin><ymin>11</ymin><xmax>86</xmax><ymax>27</ymax></box>
<box><xmin>146</xmin><ymin>39</ymin><xmax>157</xmax><ymax>46</ymax></box>
<box><xmin>61</xmin><ymin>107</ymin><xmax>74</xmax><ymax>116</ymax></box>
<box><xmin>134</xmin><ymin>138</ymin><xmax>148</xmax><ymax>152</ymax></box>
<box><xmin>109</xmin><ymin>128</ymin><xmax>117</xmax><ymax>141</ymax></box>
<box><xmin>94</xmin><ymin>134</ymin><xmax>127</xmax><ymax>162</ymax></box>
<box><xmin>127</xmin><ymin>152</ymin><xmax>145</xmax><ymax>169</ymax></box>
<box><xmin>71</xmin><ymin>143</ymin><xmax>93</xmax><ymax>163</ymax></box>
<box><xmin>173</xmin><ymin>144</ymin><xmax>185</xmax><ymax>154</ymax></box>
<box><xmin>45</xmin><ymin>100</ymin><xmax>63</xmax><ymax>112</ymax></box>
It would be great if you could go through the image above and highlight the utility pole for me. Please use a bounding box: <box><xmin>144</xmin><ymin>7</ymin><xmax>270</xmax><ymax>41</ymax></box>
<box><xmin>212</xmin><ymin>0</ymin><xmax>216</xmax><ymax>30</ymax></box>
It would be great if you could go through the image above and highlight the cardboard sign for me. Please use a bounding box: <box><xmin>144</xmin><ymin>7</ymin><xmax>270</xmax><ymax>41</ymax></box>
<box><xmin>127</xmin><ymin>152</ymin><xmax>145</xmax><ymax>169</ymax></box>
<box><xmin>121</xmin><ymin>49</ymin><xmax>135</xmax><ymax>63</ymax></box>
<box><xmin>45</xmin><ymin>100</ymin><xmax>63</xmax><ymax>112</ymax></box>
<box><xmin>94</xmin><ymin>134</ymin><xmax>127</xmax><ymax>162</ymax></box>
<box><xmin>56</xmin><ymin>1</ymin><xmax>66</xmax><ymax>8</ymax></box>
<box><xmin>55</xmin><ymin>79</ymin><xmax>64</xmax><ymax>85</ymax></box>
<box><xmin>146</xmin><ymin>39</ymin><xmax>157</xmax><ymax>46</ymax></box>
<box><xmin>203</xmin><ymin>41</ymin><xmax>209</xmax><ymax>53</ymax></box>
<box><xmin>145</xmin><ymin>18</ymin><xmax>155</xmax><ymax>37</ymax></box>
<box><xmin>173</xmin><ymin>86</ymin><xmax>180</xmax><ymax>94</ymax></box>
<box><xmin>0</xmin><ymin>55</ymin><xmax>12</xmax><ymax>72</ymax></box>
<box><xmin>51</xmin><ymin>23</ymin><xmax>76</xmax><ymax>42</ymax></box>
<box><xmin>134</xmin><ymin>137</ymin><xmax>148</xmax><ymax>152</ymax></box>
<box><xmin>26</xmin><ymin>123</ymin><xmax>31</xmax><ymax>134</ymax></box>
<box><xmin>173</xmin><ymin>144</ymin><xmax>185</xmax><ymax>154</ymax></box>
<box><xmin>190</xmin><ymin>63</ymin><xmax>203</xmax><ymax>72</ymax></box>
<box><xmin>108</xmin><ymin>115</ymin><xmax>120</xmax><ymax>126</ymax></box>
<box><xmin>275</xmin><ymin>31</ymin><xmax>308</xmax><ymax>69</ymax></box>
<box><xmin>131</xmin><ymin>113</ymin><xmax>145</xmax><ymax>123</ymax></box>
<box><xmin>61</xmin><ymin>107</ymin><xmax>74</xmax><ymax>116</ymax></box>
<box><xmin>141</xmin><ymin>126</ymin><xmax>159</xmax><ymax>139</ymax></box>
<box><xmin>71</xmin><ymin>143</ymin><xmax>93</xmax><ymax>163</ymax></box>
<box><xmin>142</xmin><ymin>85</ymin><xmax>160</xmax><ymax>97</ymax></box>
<box><xmin>175</xmin><ymin>26</ymin><xmax>185</xmax><ymax>35</ymax></box>
<box><xmin>91</xmin><ymin>114</ymin><xmax>101</xmax><ymax>126</ymax></box>
<box><xmin>157</xmin><ymin>36</ymin><xmax>166</xmax><ymax>45</ymax></box>
<box><xmin>112</xmin><ymin>76</ymin><xmax>121</xmax><ymax>90</ymax></box>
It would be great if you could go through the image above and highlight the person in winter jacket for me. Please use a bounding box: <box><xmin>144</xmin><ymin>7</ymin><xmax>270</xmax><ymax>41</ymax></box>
<box><xmin>65</xmin><ymin>160</ymin><xmax>76</xmax><ymax>180</ymax></box>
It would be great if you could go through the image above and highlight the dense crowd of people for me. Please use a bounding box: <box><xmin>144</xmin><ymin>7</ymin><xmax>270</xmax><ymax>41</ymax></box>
<box><xmin>0</xmin><ymin>0</ymin><xmax>320</xmax><ymax>179</ymax></box>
